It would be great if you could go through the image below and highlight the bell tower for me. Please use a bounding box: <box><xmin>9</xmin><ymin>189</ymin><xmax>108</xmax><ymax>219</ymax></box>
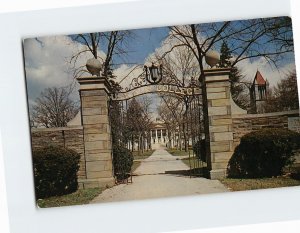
<box><xmin>250</xmin><ymin>70</ymin><xmax>269</xmax><ymax>113</ymax></box>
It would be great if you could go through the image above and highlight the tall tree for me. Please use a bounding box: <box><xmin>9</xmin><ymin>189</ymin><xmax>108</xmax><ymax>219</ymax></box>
<box><xmin>31</xmin><ymin>87</ymin><xmax>79</xmax><ymax>128</ymax></box>
<box><xmin>219</xmin><ymin>41</ymin><xmax>249</xmax><ymax>109</ymax></box>
<box><xmin>70</xmin><ymin>31</ymin><xmax>133</xmax><ymax>78</ymax></box>
<box><xmin>125</xmin><ymin>98</ymin><xmax>152</xmax><ymax>154</ymax></box>
<box><xmin>166</xmin><ymin>17</ymin><xmax>294</xmax><ymax>166</ymax></box>
<box><xmin>158</xmin><ymin>96</ymin><xmax>185</xmax><ymax>150</ymax></box>
<box><xmin>264</xmin><ymin>71</ymin><xmax>299</xmax><ymax>112</ymax></box>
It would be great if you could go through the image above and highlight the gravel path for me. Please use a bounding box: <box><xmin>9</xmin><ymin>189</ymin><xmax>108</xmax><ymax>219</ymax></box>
<box><xmin>90</xmin><ymin>149</ymin><xmax>228</xmax><ymax>203</ymax></box>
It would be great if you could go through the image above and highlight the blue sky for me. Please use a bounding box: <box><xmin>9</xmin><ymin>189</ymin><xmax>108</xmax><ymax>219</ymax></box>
<box><xmin>68</xmin><ymin>27</ymin><xmax>169</xmax><ymax>66</ymax></box>
<box><xmin>24</xmin><ymin>17</ymin><xmax>296</xmax><ymax>116</ymax></box>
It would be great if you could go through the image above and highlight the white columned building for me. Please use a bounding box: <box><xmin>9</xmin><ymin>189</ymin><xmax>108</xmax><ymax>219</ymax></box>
<box><xmin>150</xmin><ymin>118</ymin><xmax>169</xmax><ymax>149</ymax></box>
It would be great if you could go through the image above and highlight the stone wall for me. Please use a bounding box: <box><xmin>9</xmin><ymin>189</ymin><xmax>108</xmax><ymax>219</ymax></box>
<box><xmin>232</xmin><ymin>110</ymin><xmax>300</xmax><ymax>148</ymax></box>
<box><xmin>31</xmin><ymin>126</ymin><xmax>86</xmax><ymax>179</ymax></box>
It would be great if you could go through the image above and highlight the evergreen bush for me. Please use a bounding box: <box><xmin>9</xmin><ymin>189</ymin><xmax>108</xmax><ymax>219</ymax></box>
<box><xmin>113</xmin><ymin>144</ymin><xmax>133</xmax><ymax>181</ymax></box>
<box><xmin>32</xmin><ymin>145</ymin><xmax>80</xmax><ymax>199</ymax></box>
<box><xmin>227</xmin><ymin>128</ymin><xmax>300</xmax><ymax>178</ymax></box>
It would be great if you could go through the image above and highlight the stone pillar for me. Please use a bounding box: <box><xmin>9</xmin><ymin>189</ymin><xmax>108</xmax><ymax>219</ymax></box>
<box><xmin>204</xmin><ymin>68</ymin><xmax>234</xmax><ymax>179</ymax></box>
<box><xmin>155</xmin><ymin>129</ymin><xmax>158</xmax><ymax>143</ymax></box>
<box><xmin>77</xmin><ymin>76</ymin><xmax>114</xmax><ymax>188</ymax></box>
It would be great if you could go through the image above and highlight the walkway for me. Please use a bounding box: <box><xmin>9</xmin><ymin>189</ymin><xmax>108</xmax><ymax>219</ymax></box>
<box><xmin>90</xmin><ymin>149</ymin><xmax>228</xmax><ymax>203</ymax></box>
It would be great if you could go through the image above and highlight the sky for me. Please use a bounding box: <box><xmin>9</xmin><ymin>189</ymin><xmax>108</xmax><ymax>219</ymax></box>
<box><xmin>23</xmin><ymin>17</ymin><xmax>297</xmax><ymax>118</ymax></box>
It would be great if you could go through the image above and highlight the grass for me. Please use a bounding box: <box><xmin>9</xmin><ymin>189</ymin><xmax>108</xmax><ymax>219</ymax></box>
<box><xmin>132</xmin><ymin>150</ymin><xmax>154</xmax><ymax>160</ymax></box>
<box><xmin>220</xmin><ymin>177</ymin><xmax>300</xmax><ymax>191</ymax></box>
<box><xmin>37</xmin><ymin>187</ymin><xmax>104</xmax><ymax>208</ymax></box>
<box><xmin>166</xmin><ymin>149</ymin><xmax>190</xmax><ymax>156</ymax></box>
<box><xmin>221</xmin><ymin>163</ymin><xmax>300</xmax><ymax>191</ymax></box>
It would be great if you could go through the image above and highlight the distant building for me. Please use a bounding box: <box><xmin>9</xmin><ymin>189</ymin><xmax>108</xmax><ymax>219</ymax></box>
<box><xmin>150</xmin><ymin>118</ymin><xmax>167</xmax><ymax>145</ymax></box>
<box><xmin>250</xmin><ymin>70</ymin><xmax>269</xmax><ymax>113</ymax></box>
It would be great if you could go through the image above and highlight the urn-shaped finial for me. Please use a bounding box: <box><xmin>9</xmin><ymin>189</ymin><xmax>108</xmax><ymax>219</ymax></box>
<box><xmin>205</xmin><ymin>50</ymin><xmax>220</xmax><ymax>68</ymax></box>
<box><xmin>86</xmin><ymin>58</ymin><xmax>102</xmax><ymax>76</ymax></box>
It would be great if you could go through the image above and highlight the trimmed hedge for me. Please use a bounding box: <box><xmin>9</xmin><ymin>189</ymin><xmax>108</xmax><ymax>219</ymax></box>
<box><xmin>113</xmin><ymin>144</ymin><xmax>133</xmax><ymax>181</ymax></box>
<box><xmin>193</xmin><ymin>140</ymin><xmax>206</xmax><ymax>162</ymax></box>
<box><xmin>227</xmin><ymin>128</ymin><xmax>300</xmax><ymax>178</ymax></box>
<box><xmin>32</xmin><ymin>145</ymin><xmax>80</xmax><ymax>199</ymax></box>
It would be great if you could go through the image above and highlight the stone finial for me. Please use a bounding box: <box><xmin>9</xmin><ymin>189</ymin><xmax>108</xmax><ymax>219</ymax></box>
<box><xmin>205</xmin><ymin>50</ymin><xmax>220</xmax><ymax>68</ymax></box>
<box><xmin>86</xmin><ymin>58</ymin><xmax>102</xmax><ymax>76</ymax></box>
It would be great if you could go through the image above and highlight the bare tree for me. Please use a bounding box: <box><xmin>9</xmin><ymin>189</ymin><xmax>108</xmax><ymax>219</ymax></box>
<box><xmin>125</xmin><ymin>97</ymin><xmax>153</xmax><ymax>154</ymax></box>
<box><xmin>31</xmin><ymin>87</ymin><xmax>79</xmax><ymax>128</ymax></box>
<box><xmin>264</xmin><ymin>70</ymin><xmax>299</xmax><ymax>112</ymax></box>
<box><xmin>69</xmin><ymin>31</ymin><xmax>133</xmax><ymax>78</ymax></box>
<box><xmin>152</xmin><ymin>44</ymin><xmax>202</xmax><ymax>151</ymax></box>
<box><xmin>162</xmin><ymin>17</ymin><xmax>294</xmax><ymax>168</ymax></box>
<box><xmin>158</xmin><ymin>96</ymin><xmax>186</xmax><ymax>150</ymax></box>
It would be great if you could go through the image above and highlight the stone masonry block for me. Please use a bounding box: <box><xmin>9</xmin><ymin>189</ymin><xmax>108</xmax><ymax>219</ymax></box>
<box><xmin>85</xmin><ymin>152</ymin><xmax>112</xmax><ymax>162</ymax></box>
<box><xmin>211</xmin><ymin>162</ymin><xmax>228</xmax><ymax>170</ymax></box>
<box><xmin>85</xmin><ymin>141</ymin><xmax>111</xmax><ymax>150</ymax></box>
<box><xmin>208</xmin><ymin>106</ymin><xmax>228</xmax><ymax>116</ymax></box>
<box><xmin>84</xmin><ymin>124</ymin><xmax>108</xmax><ymax>134</ymax></box>
<box><xmin>211</xmin><ymin>143</ymin><xmax>230</xmax><ymax>153</ymax></box>
<box><xmin>80</xmin><ymin>90</ymin><xmax>106</xmax><ymax>97</ymax></box>
<box><xmin>211</xmin><ymin>118</ymin><xmax>233</xmax><ymax>126</ymax></box>
<box><xmin>209</xmin><ymin>125</ymin><xmax>229</xmax><ymax>133</ymax></box>
<box><xmin>213</xmin><ymin>132</ymin><xmax>233</xmax><ymax>141</ymax></box>
<box><xmin>206</xmin><ymin>75</ymin><xmax>229</xmax><ymax>82</ymax></box>
<box><xmin>82</xmin><ymin>115</ymin><xmax>109</xmax><ymax>124</ymax></box>
<box><xmin>214</xmin><ymin>152</ymin><xmax>233</xmax><ymax>162</ymax></box>
<box><xmin>82</xmin><ymin>108</ymin><xmax>105</xmax><ymax>116</ymax></box>
<box><xmin>86</xmin><ymin>170</ymin><xmax>113</xmax><ymax>179</ymax></box>
<box><xmin>211</xmin><ymin>99</ymin><xmax>230</xmax><ymax>107</ymax></box>
<box><xmin>81</xmin><ymin>100</ymin><xmax>108</xmax><ymax>108</ymax></box>
<box><xmin>206</xmin><ymin>82</ymin><xmax>230</xmax><ymax>88</ymax></box>
<box><xmin>206</xmin><ymin>87</ymin><xmax>226</xmax><ymax>93</ymax></box>
<box><xmin>86</xmin><ymin>161</ymin><xmax>107</xmax><ymax>172</ymax></box>
<box><xmin>207</xmin><ymin>92</ymin><xmax>226</xmax><ymax>100</ymax></box>
<box><xmin>85</xmin><ymin>134</ymin><xmax>110</xmax><ymax>142</ymax></box>
<box><xmin>82</xmin><ymin>95</ymin><xmax>106</xmax><ymax>102</ymax></box>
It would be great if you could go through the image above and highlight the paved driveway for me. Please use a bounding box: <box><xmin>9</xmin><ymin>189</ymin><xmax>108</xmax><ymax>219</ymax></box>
<box><xmin>91</xmin><ymin>149</ymin><xmax>228</xmax><ymax>203</ymax></box>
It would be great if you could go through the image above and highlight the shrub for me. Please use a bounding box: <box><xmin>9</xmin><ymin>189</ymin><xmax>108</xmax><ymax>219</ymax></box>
<box><xmin>113</xmin><ymin>144</ymin><xmax>133</xmax><ymax>181</ymax></box>
<box><xmin>193</xmin><ymin>139</ymin><xmax>206</xmax><ymax>162</ymax></box>
<box><xmin>32</xmin><ymin>145</ymin><xmax>80</xmax><ymax>199</ymax></box>
<box><xmin>227</xmin><ymin>128</ymin><xmax>300</xmax><ymax>178</ymax></box>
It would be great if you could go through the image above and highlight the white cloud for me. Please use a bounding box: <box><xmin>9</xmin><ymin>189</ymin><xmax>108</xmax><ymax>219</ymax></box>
<box><xmin>237</xmin><ymin>57</ymin><xmax>296</xmax><ymax>87</ymax></box>
<box><xmin>24</xmin><ymin>31</ymin><xmax>296</xmax><ymax>117</ymax></box>
<box><xmin>24</xmin><ymin>35</ymin><xmax>106</xmax><ymax>104</ymax></box>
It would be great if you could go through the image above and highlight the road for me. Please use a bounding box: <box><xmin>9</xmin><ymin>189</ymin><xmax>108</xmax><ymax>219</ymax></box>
<box><xmin>90</xmin><ymin>148</ymin><xmax>228</xmax><ymax>203</ymax></box>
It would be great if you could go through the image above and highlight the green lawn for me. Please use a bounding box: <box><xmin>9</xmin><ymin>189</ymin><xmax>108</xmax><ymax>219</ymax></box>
<box><xmin>132</xmin><ymin>150</ymin><xmax>154</xmax><ymax>160</ymax></box>
<box><xmin>37</xmin><ymin>187</ymin><xmax>104</xmax><ymax>208</ymax></box>
<box><xmin>166</xmin><ymin>149</ymin><xmax>190</xmax><ymax>156</ymax></box>
<box><xmin>220</xmin><ymin>177</ymin><xmax>300</xmax><ymax>191</ymax></box>
<box><xmin>221</xmin><ymin>163</ymin><xmax>300</xmax><ymax>191</ymax></box>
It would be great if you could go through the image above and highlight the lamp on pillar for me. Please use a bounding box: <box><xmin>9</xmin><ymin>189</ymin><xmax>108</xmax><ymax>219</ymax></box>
<box><xmin>144</xmin><ymin>62</ymin><xmax>163</xmax><ymax>84</ymax></box>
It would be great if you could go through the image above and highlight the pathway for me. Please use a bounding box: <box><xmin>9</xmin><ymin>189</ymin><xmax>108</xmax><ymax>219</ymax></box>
<box><xmin>90</xmin><ymin>149</ymin><xmax>228</xmax><ymax>203</ymax></box>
